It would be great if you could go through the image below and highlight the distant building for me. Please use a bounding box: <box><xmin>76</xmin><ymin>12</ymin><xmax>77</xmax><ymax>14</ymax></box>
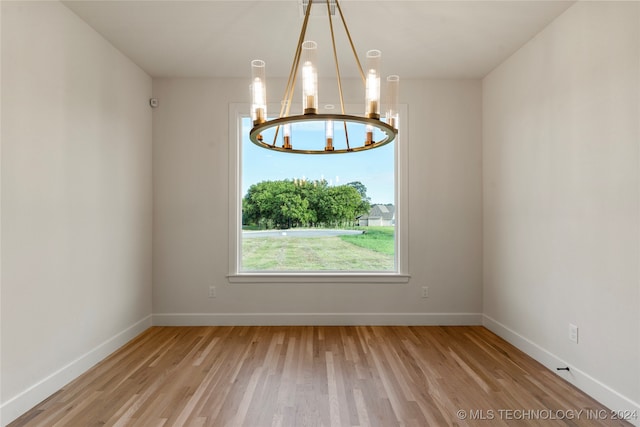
<box><xmin>358</xmin><ymin>204</ymin><xmax>395</xmax><ymax>227</ymax></box>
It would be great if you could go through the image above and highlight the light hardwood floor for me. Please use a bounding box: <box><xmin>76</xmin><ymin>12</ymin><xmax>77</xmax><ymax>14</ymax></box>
<box><xmin>9</xmin><ymin>326</ymin><xmax>634</xmax><ymax>426</ymax></box>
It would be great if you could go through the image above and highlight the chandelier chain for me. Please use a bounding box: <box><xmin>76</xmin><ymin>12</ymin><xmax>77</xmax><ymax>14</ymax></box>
<box><xmin>326</xmin><ymin>0</ymin><xmax>351</xmax><ymax>149</ymax></box>
<box><xmin>272</xmin><ymin>0</ymin><xmax>315</xmax><ymax>147</ymax></box>
<box><xmin>336</xmin><ymin>1</ymin><xmax>366</xmax><ymax>84</ymax></box>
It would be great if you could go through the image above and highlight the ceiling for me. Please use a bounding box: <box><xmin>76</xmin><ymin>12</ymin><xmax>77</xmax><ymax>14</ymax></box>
<box><xmin>62</xmin><ymin>0</ymin><xmax>574</xmax><ymax>79</ymax></box>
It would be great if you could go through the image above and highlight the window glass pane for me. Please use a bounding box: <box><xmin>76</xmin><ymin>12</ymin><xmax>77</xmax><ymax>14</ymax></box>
<box><xmin>240</xmin><ymin>116</ymin><xmax>396</xmax><ymax>272</ymax></box>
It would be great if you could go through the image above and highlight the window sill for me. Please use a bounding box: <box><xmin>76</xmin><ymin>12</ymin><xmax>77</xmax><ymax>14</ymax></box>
<box><xmin>227</xmin><ymin>273</ymin><xmax>411</xmax><ymax>284</ymax></box>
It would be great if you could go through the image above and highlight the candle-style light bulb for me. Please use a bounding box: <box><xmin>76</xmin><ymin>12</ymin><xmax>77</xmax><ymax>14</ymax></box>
<box><xmin>365</xmin><ymin>50</ymin><xmax>381</xmax><ymax>119</ymax></box>
<box><xmin>325</xmin><ymin>120</ymin><xmax>334</xmax><ymax>151</ymax></box>
<box><xmin>301</xmin><ymin>41</ymin><xmax>318</xmax><ymax>114</ymax></box>
<box><xmin>250</xmin><ymin>59</ymin><xmax>267</xmax><ymax>125</ymax></box>
<box><xmin>365</xmin><ymin>124</ymin><xmax>374</xmax><ymax>146</ymax></box>
<box><xmin>283</xmin><ymin>123</ymin><xmax>292</xmax><ymax>149</ymax></box>
<box><xmin>385</xmin><ymin>75</ymin><xmax>400</xmax><ymax>129</ymax></box>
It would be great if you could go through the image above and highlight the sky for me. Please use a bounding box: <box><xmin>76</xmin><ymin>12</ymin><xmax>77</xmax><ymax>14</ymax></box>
<box><xmin>242</xmin><ymin>117</ymin><xmax>396</xmax><ymax>205</ymax></box>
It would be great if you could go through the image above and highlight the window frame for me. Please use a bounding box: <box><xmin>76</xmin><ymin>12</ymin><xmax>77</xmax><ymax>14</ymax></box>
<box><xmin>227</xmin><ymin>102</ymin><xmax>410</xmax><ymax>283</ymax></box>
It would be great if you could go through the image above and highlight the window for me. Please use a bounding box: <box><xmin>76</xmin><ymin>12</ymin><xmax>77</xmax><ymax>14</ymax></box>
<box><xmin>228</xmin><ymin>103</ymin><xmax>409</xmax><ymax>282</ymax></box>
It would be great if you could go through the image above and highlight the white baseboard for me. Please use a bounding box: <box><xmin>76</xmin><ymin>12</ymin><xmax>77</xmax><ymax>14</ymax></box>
<box><xmin>152</xmin><ymin>312</ymin><xmax>483</xmax><ymax>326</ymax></box>
<box><xmin>14</xmin><ymin>314</ymin><xmax>635</xmax><ymax>426</ymax></box>
<box><xmin>1</xmin><ymin>315</ymin><xmax>152</xmax><ymax>427</ymax></box>
<box><xmin>483</xmin><ymin>315</ymin><xmax>640</xmax><ymax>427</ymax></box>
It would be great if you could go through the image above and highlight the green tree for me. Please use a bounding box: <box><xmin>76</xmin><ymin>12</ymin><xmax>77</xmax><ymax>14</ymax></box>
<box><xmin>346</xmin><ymin>181</ymin><xmax>369</xmax><ymax>201</ymax></box>
<box><xmin>243</xmin><ymin>178</ymin><xmax>369</xmax><ymax>229</ymax></box>
<box><xmin>297</xmin><ymin>179</ymin><xmax>330</xmax><ymax>226</ymax></box>
<box><xmin>327</xmin><ymin>185</ymin><xmax>368</xmax><ymax>227</ymax></box>
<box><xmin>346</xmin><ymin>181</ymin><xmax>372</xmax><ymax>216</ymax></box>
<box><xmin>277</xmin><ymin>192</ymin><xmax>310</xmax><ymax>228</ymax></box>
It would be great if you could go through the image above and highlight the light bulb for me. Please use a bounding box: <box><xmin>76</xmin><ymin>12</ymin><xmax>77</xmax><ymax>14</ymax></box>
<box><xmin>250</xmin><ymin>59</ymin><xmax>266</xmax><ymax>125</ymax></box>
<box><xmin>365</xmin><ymin>124</ymin><xmax>374</xmax><ymax>146</ymax></box>
<box><xmin>301</xmin><ymin>41</ymin><xmax>318</xmax><ymax>114</ymax></box>
<box><xmin>385</xmin><ymin>75</ymin><xmax>400</xmax><ymax>128</ymax></box>
<box><xmin>283</xmin><ymin>123</ymin><xmax>292</xmax><ymax>149</ymax></box>
<box><xmin>325</xmin><ymin>120</ymin><xmax>334</xmax><ymax>151</ymax></box>
<box><xmin>365</xmin><ymin>50</ymin><xmax>381</xmax><ymax>119</ymax></box>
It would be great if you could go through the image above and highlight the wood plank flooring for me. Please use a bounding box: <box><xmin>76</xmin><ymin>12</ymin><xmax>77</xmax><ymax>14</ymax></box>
<box><xmin>9</xmin><ymin>326</ymin><xmax>633</xmax><ymax>426</ymax></box>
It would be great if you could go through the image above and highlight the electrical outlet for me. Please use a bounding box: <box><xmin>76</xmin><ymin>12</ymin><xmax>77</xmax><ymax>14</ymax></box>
<box><xmin>208</xmin><ymin>286</ymin><xmax>216</xmax><ymax>298</ymax></box>
<box><xmin>422</xmin><ymin>286</ymin><xmax>429</xmax><ymax>298</ymax></box>
<box><xmin>569</xmin><ymin>324</ymin><xmax>578</xmax><ymax>343</ymax></box>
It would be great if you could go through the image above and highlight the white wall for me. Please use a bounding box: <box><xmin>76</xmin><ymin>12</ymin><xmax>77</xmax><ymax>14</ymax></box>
<box><xmin>483</xmin><ymin>0</ymin><xmax>639</xmax><ymax>416</ymax></box>
<box><xmin>152</xmin><ymin>78</ymin><xmax>483</xmax><ymax>324</ymax></box>
<box><xmin>1</xmin><ymin>2</ymin><xmax>153</xmax><ymax>424</ymax></box>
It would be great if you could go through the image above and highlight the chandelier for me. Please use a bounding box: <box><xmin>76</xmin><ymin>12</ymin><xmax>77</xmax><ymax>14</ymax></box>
<box><xmin>249</xmin><ymin>0</ymin><xmax>399</xmax><ymax>154</ymax></box>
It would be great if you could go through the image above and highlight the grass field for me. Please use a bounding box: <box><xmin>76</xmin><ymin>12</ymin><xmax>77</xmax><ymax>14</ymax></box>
<box><xmin>242</xmin><ymin>227</ymin><xmax>395</xmax><ymax>271</ymax></box>
<box><xmin>338</xmin><ymin>227</ymin><xmax>395</xmax><ymax>255</ymax></box>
